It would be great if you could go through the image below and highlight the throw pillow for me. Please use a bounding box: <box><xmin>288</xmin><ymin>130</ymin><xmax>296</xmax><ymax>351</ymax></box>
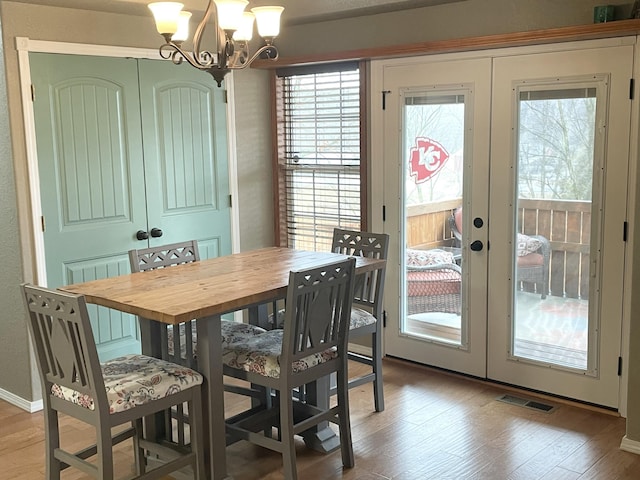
<box><xmin>516</xmin><ymin>233</ymin><xmax>542</xmax><ymax>256</ymax></box>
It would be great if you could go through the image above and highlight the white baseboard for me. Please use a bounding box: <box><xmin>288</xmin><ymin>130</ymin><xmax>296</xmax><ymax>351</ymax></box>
<box><xmin>620</xmin><ymin>435</ymin><xmax>640</xmax><ymax>455</ymax></box>
<box><xmin>0</xmin><ymin>387</ymin><xmax>42</xmax><ymax>413</ymax></box>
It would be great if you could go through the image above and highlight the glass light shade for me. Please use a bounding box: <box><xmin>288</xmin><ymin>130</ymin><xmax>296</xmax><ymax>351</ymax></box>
<box><xmin>214</xmin><ymin>0</ymin><xmax>248</xmax><ymax>31</ymax></box>
<box><xmin>232</xmin><ymin>12</ymin><xmax>255</xmax><ymax>41</ymax></box>
<box><xmin>172</xmin><ymin>11</ymin><xmax>192</xmax><ymax>42</ymax></box>
<box><xmin>251</xmin><ymin>6</ymin><xmax>284</xmax><ymax>39</ymax></box>
<box><xmin>148</xmin><ymin>2</ymin><xmax>184</xmax><ymax>35</ymax></box>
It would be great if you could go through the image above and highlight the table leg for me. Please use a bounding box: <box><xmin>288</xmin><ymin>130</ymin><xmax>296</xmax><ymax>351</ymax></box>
<box><xmin>247</xmin><ymin>303</ymin><xmax>270</xmax><ymax>329</ymax></box>
<box><xmin>139</xmin><ymin>318</ymin><xmax>165</xmax><ymax>441</ymax></box>
<box><xmin>247</xmin><ymin>305</ymin><xmax>273</xmax><ymax>410</ymax></box>
<box><xmin>196</xmin><ymin>315</ymin><xmax>233</xmax><ymax>480</ymax></box>
<box><xmin>300</xmin><ymin>375</ymin><xmax>341</xmax><ymax>453</ymax></box>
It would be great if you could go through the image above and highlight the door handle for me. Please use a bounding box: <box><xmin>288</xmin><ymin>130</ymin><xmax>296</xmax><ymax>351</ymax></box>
<box><xmin>150</xmin><ymin>228</ymin><xmax>163</xmax><ymax>238</ymax></box>
<box><xmin>470</xmin><ymin>240</ymin><xmax>483</xmax><ymax>251</ymax></box>
<box><xmin>136</xmin><ymin>230</ymin><xmax>149</xmax><ymax>241</ymax></box>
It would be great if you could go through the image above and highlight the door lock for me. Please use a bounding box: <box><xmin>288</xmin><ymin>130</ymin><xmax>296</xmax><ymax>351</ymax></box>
<box><xmin>470</xmin><ymin>240</ymin><xmax>483</xmax><ymax>251</ymax></box>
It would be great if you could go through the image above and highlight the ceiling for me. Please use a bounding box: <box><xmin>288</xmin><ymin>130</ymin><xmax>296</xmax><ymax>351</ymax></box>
<box><xmin>11</xmin><ymin>0</ymin><xmax>465</xmax><ymax>25</ymax></box>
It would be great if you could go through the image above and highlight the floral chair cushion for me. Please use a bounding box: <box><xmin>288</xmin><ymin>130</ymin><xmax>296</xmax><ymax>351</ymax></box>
<box><xmin>51</xmin><ymin>354</ymin><xmax>203</xmax><ymax>414</ymax></box>
<box><xmin>222</xmin><ymin>330</ymin><xmax>337</xmax><ymax>379</ymax></box>
<box><xmin>406</xmin><ymin>248</ymin><xmax>455</xmax><ymax>267</ymax></box>
<box><xmin>270</xmin><ymin>307</ymin><xmax>376</xmax><ymax>330</ymax></box>
<box><xmin>167</xmin><ymin>320</ymin><xmax>267</xmax><ymax>358</ymax></box>
<box><xmin>222</xmin><ymin>321</ymin><xmax>267</xmax><ymax>347</ymax></box>
<box><xmin>350</xmin><ymin>307</ymin><xmax>377</xmax><ymax>329</ymax></box>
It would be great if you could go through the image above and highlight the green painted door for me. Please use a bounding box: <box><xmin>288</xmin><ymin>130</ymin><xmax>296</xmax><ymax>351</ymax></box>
<box><xmin>137</xmin><ymin>59</ymin><xmax>231</xmax><ymax>258</ymax></box>
<box><xmin>30</xmin><ymin>53</ymin><xmax>231</xmax><ymax>360</ymax></box>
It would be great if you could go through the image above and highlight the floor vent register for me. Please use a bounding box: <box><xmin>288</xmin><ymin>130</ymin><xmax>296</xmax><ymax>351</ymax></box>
<box><xmin>496</xmin><ymin>394</ymin><xmax>555</xmax><ymax>413</ymax></box>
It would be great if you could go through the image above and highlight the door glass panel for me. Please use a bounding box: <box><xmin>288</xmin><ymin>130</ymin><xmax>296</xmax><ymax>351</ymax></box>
<box><xmin>513</xmin><ymin>87</ymin><xmax>597</xmax><ymax>371</ymax></box>
<box><xmin>403</xmin><ymin>91</ymin><xmax>465</xmax><ymax>346</ymax></box>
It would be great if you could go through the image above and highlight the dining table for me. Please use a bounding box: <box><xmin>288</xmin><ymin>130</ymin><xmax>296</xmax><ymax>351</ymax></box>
<box><xmin>59</xmin><ymin>246</ymin><xmax>386</xmax><ymax>480</ymax></box>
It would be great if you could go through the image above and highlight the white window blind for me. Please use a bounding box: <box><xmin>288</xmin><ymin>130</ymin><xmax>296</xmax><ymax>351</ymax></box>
<box><xmin>276</xmin><ymin>63</ymin><xmax>363</xmax><ymax>251</ymax></box>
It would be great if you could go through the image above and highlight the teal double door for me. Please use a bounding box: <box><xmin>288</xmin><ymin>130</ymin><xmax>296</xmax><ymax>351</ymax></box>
<box><xmin>31</xmin><ymin>53</ymin><xmax>232</xmax><ymax>360</ymax></box>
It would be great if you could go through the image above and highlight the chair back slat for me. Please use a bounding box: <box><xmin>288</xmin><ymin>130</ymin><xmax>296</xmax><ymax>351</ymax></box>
<box><xmin>129</xmin><ymin>240</ymin><xmax>200</xmax><ymax>368</ymax></box>
<box><xmin>129</xmin><ymin>240</ymin><xmax>200</xmax><ymax>273</ymax></box>
<box><xmin>282</xmin><ymin>259</ymin><xmax>355</xmax><ymax>367</ymax></box>
<box><xmin>21</xmin><ymin>285</ymin><xmax>107</xmax><ymax>408</ymax></box>
<box><xmin>331</xmin><ymin>228</ymin><xmax>389</xmax><ymax>310</ymax></box>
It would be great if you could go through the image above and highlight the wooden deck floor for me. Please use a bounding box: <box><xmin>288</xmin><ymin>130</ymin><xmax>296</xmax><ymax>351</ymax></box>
<box><xmin>407</xmin><ymin>291</ymin><xmax>590</xmax><ymax>369</ymax></box>
<box><xmin>1</xmin><ymin>358</ymin><xmax>638</xmax><ymax>479</ymax></box>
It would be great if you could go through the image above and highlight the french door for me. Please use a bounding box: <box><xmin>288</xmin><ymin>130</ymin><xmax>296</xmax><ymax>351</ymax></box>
<box><xmin>373</xmin><ymin>39</ymin><xmax>633</xmax><ymax>408</ymax></box>
<box><xmin>378</xmin><ymin>56</ymin><xmax>492</xmax><ymax>378</ymax></box>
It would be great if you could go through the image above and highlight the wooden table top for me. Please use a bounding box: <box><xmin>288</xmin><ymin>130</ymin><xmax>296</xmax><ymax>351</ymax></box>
<box><xmin>60</xmin><ymin>247</ymin><xmax>386</xmax><ymax>325</ymax></box>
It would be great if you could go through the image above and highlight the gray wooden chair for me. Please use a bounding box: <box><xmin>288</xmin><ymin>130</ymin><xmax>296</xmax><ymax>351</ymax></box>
<box><xmin>129</xmin><ymin>240</ymin><xmax>268</xmax><ymax>442</ymax></box>
<box><xmin>128</xmin><ymin>240</ymin><xmax>268</xmax><ymax>367</ymax></box>
<box><xmin>223</xmin><ymin>258</ymin><xmax>357</xmax><ymax>480</ymax></box>
<box><xmin>331</xmin><ymin>228</ymin><xmax>389</xmax><ymax>412</ymax></box>
<box><xmin>21</xmin><ymin>284</ymin><xmax>205</xmax><ymax>480</ymax></box>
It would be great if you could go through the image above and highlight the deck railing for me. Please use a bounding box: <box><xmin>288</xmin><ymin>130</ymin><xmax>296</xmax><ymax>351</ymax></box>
<box><xmin>407</xmin><ymin>198</ymin><xmax>591</xmax><ymax>299</ymax></box>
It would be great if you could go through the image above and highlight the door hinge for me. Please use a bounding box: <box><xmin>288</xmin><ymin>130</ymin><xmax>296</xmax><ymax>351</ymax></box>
<box><xmin>229</xmin><ymin>194</ymin><xmax>232</xmax><ymax>208</ymax></box>
<box><xmin>618</xmin><ymin>356</ymin><xmax>623</xmax><ymax>376</ymax></box>
<box><xmin>382</xmin><ymin>90</ymin><xmax>391</xmax><ymax>110</ymax></box>
<box><xmin>41</xmin><ymin>215</ymin><xmax>45</xmax><ymax>232</ymax></box>
<box><xmin>383</xmin><ymin>310</ymin><xmax>387</xmax><ymax>328</ymax></box>
<box><xmin>31</xmin><ymin>84</ymin><xmax>35</xmax><ymax>102</ymax></box>
<box><xmin>623</xmin><ymin>221</ymin><xmax>628</xmax><ymax>242</ymax></box>
<box><xmin>630</xmin><ymin>78</ymin><xmax>634</xmax><ymax>100</ymax></box>
<box><xmin>382</xmin><ymin>205</ymin><xmax>386</xmax><ymax>222</ymax></box>
<box><xmin>223</xmin><ymin>89</ymin><xmax>228</xmax><ymax>104</ymax></box>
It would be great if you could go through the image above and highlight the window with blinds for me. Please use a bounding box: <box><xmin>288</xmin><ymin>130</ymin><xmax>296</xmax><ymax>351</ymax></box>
<box><xmin>274</xmin><ymin>62</ymin><xmax>365</xmax><ymax>251</ymax></box>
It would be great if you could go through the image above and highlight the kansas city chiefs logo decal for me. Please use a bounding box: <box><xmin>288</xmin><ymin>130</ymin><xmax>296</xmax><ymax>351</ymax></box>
<box><xmin>409</xmin><ymin>137</ymin><xmax>449</xmax><ymax>183</ymax></box>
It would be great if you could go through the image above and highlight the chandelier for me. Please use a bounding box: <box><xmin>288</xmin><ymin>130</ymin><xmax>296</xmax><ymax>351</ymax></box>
<box><xmin>148</xmin><ymin>1</ymin><xmax>284</xmax><ymax>86</ymax></box>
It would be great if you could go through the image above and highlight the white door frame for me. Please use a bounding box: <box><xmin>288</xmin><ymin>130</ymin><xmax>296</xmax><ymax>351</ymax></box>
<box><xmin>370</xmin><ymin>36</ymin><xmax>638</xmax><ymax>418</ymax></box>
<box><xmin>16</xmin><ymin>36</ymin><xmax>241</xmax><ymax>287</ymax></box>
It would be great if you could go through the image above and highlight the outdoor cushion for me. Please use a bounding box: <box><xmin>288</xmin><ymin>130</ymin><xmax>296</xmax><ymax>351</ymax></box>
<box><xmin>406</xmin><ymin>248</ymin><xmax>455</xmax><ymax>266</ymax></box>
<box><xmin>516</xmin><ymin>252</ymin><xmax>544</xmax><ymax>266</ymax></box>
<box><xmin>407</xmin><ymin>269</ymin><xmax>461</xmax><ymax>297</ymax></box>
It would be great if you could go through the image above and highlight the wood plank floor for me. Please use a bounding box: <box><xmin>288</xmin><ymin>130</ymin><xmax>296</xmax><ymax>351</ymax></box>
<box><xmin>2</xmin><ymin>358</ymin><xmax>639</xmax><ymax>479</ymax></box>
